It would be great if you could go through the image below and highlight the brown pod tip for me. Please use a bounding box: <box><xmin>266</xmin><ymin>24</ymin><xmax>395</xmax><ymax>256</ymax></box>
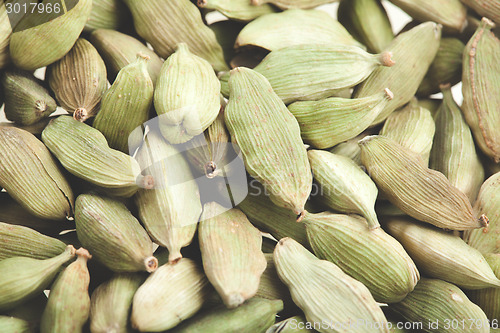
<box><xmin>73</xmin><ymin>108</ymin><xmax>88</xmax><ymax>122</ymax></box>
<box><xmin>296</xmin><ymin>210</ymin><xmax>307</xmax><ymax>223</ymax></box>
<box><xmin>139</xmin><ymin>175</ymin><xmax>155</xmax><ymax>190</ymax></box>
<box><xmin>144</xmin><ymin>256</ymin><xmax>159</xmax><ymax>273</ymax></box>
<box><xmin>197</xmin><ymin>0</ymin><xmax>207</xmax><ymax>7</ymax></box>
<box><xmin>75</xmin><ymin>247</ymin><xmax>92</xmax><ymax>261</ymax></box>
<box><xmin>65</xmin><ymin>245</ymin><xmax>77</xmax><ymax>256</ymax></box>
<box><xmin>251</xmin><ymin>0</ymin><xmax>260</xmax><ymax>5</ymax></box>
<box><xmin>204</xmin><ymin>161</ymin><xmax>217</xmax><ymax>178</ymax></box>
<box><xmin>481</xmin><ymin>17</ymin><xmax>495</xmax><ymax>29</ymax></box>
<box><xmin>137</xmin><ymin>52</ymin><xmax>150</xmax><ymax>62</ymax></box>
<box><xmin>35</xmin><ymin>100</ymin><xmax>48</xmax><ymax>114</ymax></box>
<box><xmin>380</xmin><ymin>52</ymin><xmax>395</xmax><ymax>67</ymax></box>
<box><xmin>479</xmin><ymin>214</ymin><xmax>489</xmax><ymax>229</ymax></box>
<box><xmin>439</xmin><ymin>83</ymin><xmax>452</xmax><ymax>90</ymax></box>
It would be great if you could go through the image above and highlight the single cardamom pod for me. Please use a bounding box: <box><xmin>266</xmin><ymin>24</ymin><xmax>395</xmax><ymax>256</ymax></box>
<box><xmin>255</xmin><ymin>253</ymin><xmax>295</xmax><ymax>308</ymax></box>
<box><xmin>303</xmin><ymin>212</ymin><xmax>419</xmax><ymax>303</ymax></box>
<box><xmin>47</xmin><ymin>38</ymin><xmax>108</xmax><ymax>122</ymax></box>
<box><xmin>430</xmin><ymin>85</ymin><xmax>484</xmax><ymax>202</ymax></box>
<box><xmin>131</xmin><ymin>258</ymin><xmax>211</xmax><ymax>332</ymax></box>
<box><xmin>89</xmin><ymin>29</ymin><xmax>163</xmax><ymax>85</ymax></box>
<box><xmin>384</xmin><ymin>216</ymin><xmax>500</xmax><ymax>289</ymax></box>
<box><xmin>93</xmin><ymin>54</ymin><xmax>153</xmax><ymax>152</ymax></box>
<box><xmin>307</xmin><ymin>151</ymin><xmax>381</xmax><ymax>229</ymax></box>
<box><xmin>198</xmin><ymin>0</ymin><xmax>277</xmax><ymax>21</ymax></box>
<box><xmin>359</xmin><ymin>135</ymin><xmax>486</xmax><ymax>230</ymax></box>
<box><xmin>122</xmin><ymin>0</ymin><xmax>228</xmax><ymax>72</ymax></box>
<box><xmin>0</xmin><ymin>127</ymin><xmax>74</xmax><ymax>220</ymax></box>
<box><xmin>353</xmin><ymin>22</ymin><xmax>441</xmax><ymax>125</ymax></box>
<box><xmin>0</xmin><ymin>222</ymin><xmax>66</xmax><ymax>260</ymax></box>
<box><xmin>89</xmin><ymin>273</ymin><xmax>144</xmax><ymax>333</ymax></box>
<box><xmin>0</xmin><ymin>316</ymin><xmax>31</xmax><ymax>333</ymax></box>
<box><xmin>9</xmin><ymin>0</ymin><xmax>92</xmax><ymax>70</ymax></box>
<box><xmin>464</xmin><ymin>172</ymin><xmax>500</xmax><ymax>254</ymax></box>
<box><xmin>462</xmin><ymin>17</ymin><xmax>500</xmax><ymax>162</ymax></box>
<box><xmin>2</xmin><ymin>70</ymin><xmax>57</xmax><ymax>126</ymax></box>
<box><xmin>274</xmin><ymin>237</ymin><xmax>390</xmax><ymax>333</ymax></box>
<box><xmin>171</xmin><ymin>297</ymin><xmax>283</xmax><ymax>333</ymax></box>
<box><xmin>460</xmin><ymin>0</ymin><xmax>500</xmax><ymax>24</ymax></box>
<box><xmin>390</xmin><ymin>278</ymin><xmax>489</xmax><ymax>333</ymax></box>
<box><xmin>0</xmin><ymin>3</ymin><xmax>12</xmax><ymax>69</ymax></box>
<box><xmin>379</xmin><ymin>98</ymin><xmax>436</xmax><ymax>165</ymax></box>
<box><xmin>225</xmin><ymin>67</ymin><xmax>312</xmax><ymax>218</ymax></box>
<box><xmin>0</xmin><ymin>245</ymin><xmax>75</xmax><ymax>311</ymax></box>
<box><xmin>199</xmin><ymin>202</ymin><xmax>267</xmax><ymax>308</ymax></box>
<box><xmin>288</xmin><ymin>88</ymin><xmax>393</xmax><ymax>149</ymax></box>
<box><xmin>75</xmin><ymin>193</ymin><xmax>158</xmax><ymax>273</ymax></box>
<box><xmin>251</xmin><ymin>0</ymin><xmax>336</xmax><ymax>9</ymax></box>
<box><xmin>42</xmin><ymin>116</ymin><xmax>144</xmax><ymax>198</ymax></box>
<box><xmin>220</xmin><ymin>45</ymin><xmax>394</xmax><ymax>103</ymax></box>
<box><xmin>266</xmin><ymin>315</ymin><xmax>315</xmax><ymax>333</ymax></box>
<box><xmin>154</xmin><ymin>43</ymin><xmax>221</xmax><ymax>144</ymax></box>
<box><xmin>235</xmin><ymin>9</ymin><xmax>363</xmax><ymax>51</ymax></box>
<box><xmin>337</xmin><ymin>0</ymin><xmax>394</xmax><ymax>53</ymax></box>
<box><xmin>40</xmin><ymin>248</ymin><xmax>91</xmax><ymax>333</ymax></box>
<box><xmin>417</xmin><ymin>38</ymin><xmax>465</xmax><ymax>96</ymax></box>
<box><xmin>468</xmin><ymin>254</ymin><xmax>500</xmax><ymax>321</ymax></box>
<box><xmin>134</xmin><ymin>129</ymin><xmax>202</xmax><ymax>263</ymax></box>
<box><xmin>84</xmin><ymin>0</ymin><xmax>131</xmax><ymax>32</ymax></box>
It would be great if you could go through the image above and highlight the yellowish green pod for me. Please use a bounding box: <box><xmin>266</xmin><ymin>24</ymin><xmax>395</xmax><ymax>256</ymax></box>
<box><xmin>0</xmin><ymin>316</ymin><xmax>31</xmax><ymax>333</ymax></box>
<box><xmin>468</xmin><ymin>254</ymin><xmax>500</xmax><ymax>321</ymax></box>
<box><xmin>198</xmin><ymin>0</ymin><xmax>277</xmax><ymax>21</ymax></box>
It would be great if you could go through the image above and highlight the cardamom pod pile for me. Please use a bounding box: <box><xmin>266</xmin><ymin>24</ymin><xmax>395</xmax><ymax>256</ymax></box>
<box><xmin>1</xmin><ymin>0</ymin><xmax>500</xmax><ymax>332</ymax></box>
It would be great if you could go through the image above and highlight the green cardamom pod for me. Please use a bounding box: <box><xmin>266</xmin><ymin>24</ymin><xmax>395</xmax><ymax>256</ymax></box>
<box><xmin>0</xmin><ymin>127</ymin><xmax>74</xmax><ymax>220</ymax></box>
<box><xmin>131</xmin><ymin>258</ymin><xmax>211</xmax><ymax>332</ymax></box>
<box><xmin>0</xmin><ymin>245</ymin><xmax>75</xmax><ymax>311</ymax></box>
<box><xmin>47</xmin><ymin>38</ymin><xmax>108</xmax><ymax>122</ymax></box>
<box><xmin>9</xmin><ymin>0</ymin><xmax>92</xmax><ymax>70</ymax></box>
<box><xmin>2</xmin><ymin>70</ymin><xmax>57</xmax><ymax>126</ymax></box>
<box><xmin>251</xmin><ymin>0</ymin><xmax>336</xmax><ymax>10</ymax></box>
<box><xmin>462</xmin><ymin>17</ymin><xmax>500</xmax><ymax>162</ymax></box>
<box><xmin>75</xmin><ymin>193</ymin><xmax>158</xmax><ymax>273</ymax></box>
<box><xmin>84</xmin><ymin>0</ymin><xmax>131</xmax><ymax>32</ymax></box>
<box><xmin>459</xmin><ymin>0</ymin><xmax>500</xmax><ymax>24</ymax></box>
<box><xmin>353</xmin><ymin>22</ymin><xmax>441</xmax><ymax>125</ymax></box>
<box><xmin>384</xmin><ymin>216</ymin><xmax>500</xmax><ymax>289</ymax></box>
<box><xmin>359</xmin><ymin>135</ymin><xmax>486</xmax><ymax>230</ymax></box>
<box><xmin>89</xmin><ymin>29</ymin><xmax>163</xmax><ymax>85</ymax></box>
<box><xmin>235</xmin><ymin>9</ymin><xmax>363</xmax><ymax>51</ymax></box>
<box><xmin>154</xmin><ymin>43</ymin><xmax>221</xmax><ymax>144</ymax></box>
<box><xmin>337</xmin><ymin>0</ymin><xmax>394</xmax><ymax>53</ymax></box>
<box><xmin>288</xmin><ymin>89</ymin><xmax>393</xmax><ymax>149</ymax></box>
<box><xmin>122</xmin><ymin>0</ymin><xmax>228</xmax><ymax>72</ymax></box>
<box><xmin>274</xmin><ymin>237</ymin><xmax>390</xmax><ymax>333</ymax></box>
<box><xmin>0</xmin><ymin>316</ymin><xmax>31</xmax><ymax>333</ymax></box>
<box><xmin>226</xmin><ymin>67</ymin><xmax>312</xmax><ymax>218</ymax></box>
<box><xmin>198</xmin><ymin>0</ymin><xmax>277</xmax><ymax>21</ymax></box>
<box><xmin>468</xmin><ymin>254</ymin><xmax>500</xmax><ymax>321</ymax></box>
<box><xmin>93</xmin><ymin>54</ymin><xmax>153</xmax><ymax>152</ymax></box>
<box><xmin>40</xmin><ymin>248</ymin><xmax>91</xmax><ymax>333</ymax></box>
<box><xmin>0</xmin><ymin>4</ymin><xmax>11</xmax><ymax>69</ymax></box>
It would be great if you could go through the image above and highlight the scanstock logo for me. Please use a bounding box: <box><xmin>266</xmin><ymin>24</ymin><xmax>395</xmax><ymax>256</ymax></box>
<box><xmin>130</xmin><ymin>116</ymin><xmax>249</xmax><ymax>223</ymax></box>
<box><xmin>5</xmin><ymin>0</ymin><xmax>78</xmax><ymax>32</ymax></box>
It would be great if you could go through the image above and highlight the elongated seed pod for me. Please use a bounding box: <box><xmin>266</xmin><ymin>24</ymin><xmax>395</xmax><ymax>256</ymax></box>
<box><xmin>47</xmin><ymin>38</ymin><xmax>108</xmax><ymax>122</ymax></box>
<box><xmin>251</xmin><ymin>0</ymin><xmax>336</xmax><ymax>10</ymax></box>
<box><xmin>198</xmin><ymin>0</ymin><xmax>277</xmax><ymax>21</ymax></box>
<box><xmin>459</xmin><ymin>0</ymin><xmax>500</xmax><ymax>24</ymax></box>
<box><xmin>84</xmin><ymin>0</ymin><xmax>131</xmax><ymax>32</ymax></box>
<box><xmin>359</xmin><ymin>135</ymin><xmax>485</xmax><ymax>230</ymax></box>
<box><xmin>0</xmin><ymin>316</ymin><xmax>31</xmax><ymax>333</ymax></box>
<box><xmin>75</xmin><ymin>193</ymin><xmax>158</xmax><ymax>273</ymax></box>
<box><xmin>468</xmin><ymin>254</ymin><xmax>500</xmax><ymax>321</ymax></box>
<box><xmin>0</xmin><ymin>127</ymin><xmax>74</xmax><ymax>220</ymax></box>
<box><xmin>225</xmin><ymin>67</ymin><xmax>312</xmax><ymax>218</ymax></box>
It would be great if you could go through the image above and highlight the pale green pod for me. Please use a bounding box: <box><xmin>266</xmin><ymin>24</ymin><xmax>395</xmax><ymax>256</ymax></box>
<box><xmin>353</xmin><ymin>22</ymin><xmax>441</xmax><ymax>126</ymax></box>
<box><xmin>468</xmin><ymin>254</ymin><xmax>500</xmax><ymax>321</ymax></box>
<box><xmin>379</xmin><ymin>99</ymin><xmax>436</xmax><ymax>165</ymax></box>
<box><xmin>221</xmin><ymin>45</ymin><xmax>394</xmax><ymax>104</ymax></box>
<box><xmin>307</xmin><ymin>150</ymin><xmax>380</xmax><ymax>229</ymax></box>
<box><xmin>288</xmin><ymin>89</ymin><xmax>393</xmax><ymax>149</ymax></box>
<box><xmin>462</xmin><ymin>18</ymin><xmax>500</xmax><ymax>162</ymax></box>
<box><xmin>464</xmin><ymin>172</ymin><xmax>500</xmax><ymax>254</ymax></box>
<box><xmin>198</xmin><ymin>0</ymin><xmax>277</xmax><ymax>21</ymax></box>
<box><xmin>93</xmin><ymin>54</ymin><xmax>153</xmax><ymax>153</ymax></box>
<box><xmin>84</xmin><ymin>0</ymin><xmax>131</xmax><ymax>32</ymax></box>
<box><xmin>47</xmin><ymin>38</ymin><xmax>108</xmax><ymax>122</ymax></box>
<box><xmin>131</xmin><ymin>258</ymin><xmax>211</xmax><ymax>332</ymax></box>
<box><xmin>75</xmin><ymin>193</ymin><xmax>158</xmax><ymax>273</ymax></box>
<box><xmin>274</xmin><ymin>238</ymin><xmax>390</xmax><ymax>333</ymax></box>
<box><xmin>384</xmin><ymin>216</ymin><xmax>500</xmax><ymax>289</ymax></box>
<box><xmin>0</xmin><ymin>222</ymin><xmax>66</xmax><ymax>260</ymax></box>
<box><xmin>225</xmin><ymin>67</ymin><xmax>312</xmax><ymax>217</ymax></box>
<box><xmin>337</xmin><ymin>0</ymin><xmax>394</xmax><ymax>53</ymax></box>
<box><xmin>461</xmin><ymin>0</ymin><xmax>500</xmax><ymax>24</ymax></box>
<box><xmin>199</xmin><ymin>202</ymin><xmax>267</xmax><ymax>308</ymax></box>
<box><xmin>359</xmin><ymin>135</ymin><xmax>485</xmax><ymax>230</ymax></box>
<box><xmin>9</xmin><ymin>0</ymin><xmax>92</xmax><ymax>70</ymax></box>
<box><xmin>0</xmin><ymin>316</ymin><xmax>31</xmax><ymax>333</ymax></box>
<box><xmin>154</xmin><ymin>43</ymin><xmax>221</xmax><ymax>144</ymax></box>
<box><xmin>0</xmin><ymin>127</ymin><xmax>74</xmax><ymax>220</ymax></box>
<box><xmin>90</xmin><ymin>273</ymin><xmax>144</xmax><ymax>333</ymax></box>
<box><xmin>40</xmin><ymin>248</ymin><xmax>91</xmax><ymax>333</ymax></box>
<box><xmin>0</xmin><ymin>245</ymin><xmax>75</xmax><ymax>311</ymax></box>
<box><xmin>134</xmin><ymin>130</ymin><xmax>202</xmax><ymax>263</ymax></box>
<box><xmin>430</xmin><ymin>85</ymin><xmax>484</xmax><ymax>202</ymax></box>
<box><xmin>251</xmin><ymin>0</ymin><xmax>337</xmax><ymax>9</ymax></box>
<box><xmin>235</xmin><ymin>9</ymin><xmax>363</xmax><ymax>51</ymax></box>
<box><xmin>90</xmin><ymin>29</ymin><xmax>163</xmax><ymax>85</ymax></box>
<box><xmin>267</xmin><ymin>315</ymin><xmax>315</xmax><ymax>333</ymax></box>
<box><xmin>0</xmin><ymin>3</ymin><xmax>11</xmax><ymax>69</ymax></box>
<box><xmin>122</xmin><ymin>0</ymin><xmax>228</xmax><ymax>72</ymax></box>
<box><xmin>304</xmin><ymin>212</ymin><xmax>419</xmax><ymax>303</ymax></box>
<box><xmin>387</xmin><ymin>0</ymin><xmax>467</xmax><ymax>32</ymax></box>
<box><xmin>42</xmin><ymin>116</ymin><xmax>144</xmax><ymax>198</ymax></box>
<box><xmin>390</xmin><ymin>279</ymin><xmax>489</xmax><ymax>333</ymax></box>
